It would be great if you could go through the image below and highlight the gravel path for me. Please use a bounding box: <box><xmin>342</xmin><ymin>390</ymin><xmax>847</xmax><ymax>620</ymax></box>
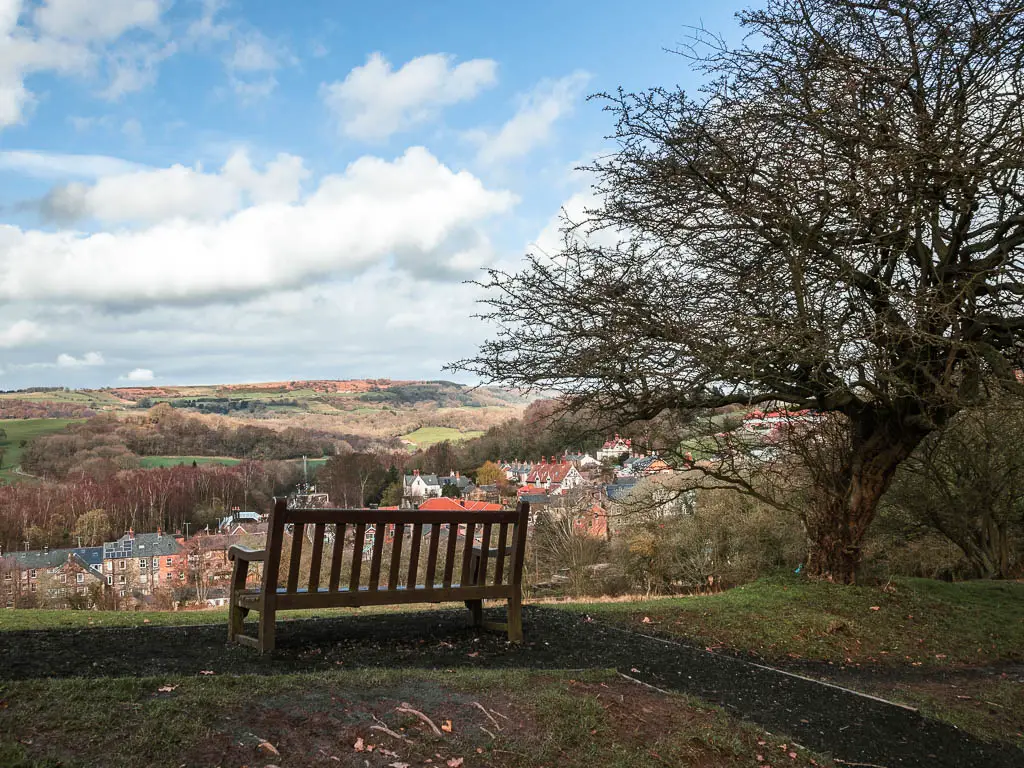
<box><xmin>1</xmin><ymin>606</ymin><xmax>1020</xmax><ymax>768</ymax></box>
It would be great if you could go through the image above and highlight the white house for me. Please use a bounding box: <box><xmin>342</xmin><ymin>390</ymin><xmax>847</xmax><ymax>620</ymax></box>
<box><xmin>403</xmin><ymin>470</ymin><xmax>442</xmax><ymax>498</ymax></box>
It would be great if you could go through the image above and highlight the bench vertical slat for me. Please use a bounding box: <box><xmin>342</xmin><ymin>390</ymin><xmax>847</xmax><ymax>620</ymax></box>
<box><xmin>459</xmin><ymin>522</ymin><xmax>477</xmax><ymax>586</ymax></box>
<box><xmin>349</xmin><ymin>523</ymin><xmax>366</xmax><ymax>589</ymax></box>
<box><xmin>406</xmin><ymin>523</ymin><xmax>423</xmax><ymax>588</ymax></box>
<box><xmin>367</xmin><ymin>524</ymin><xmax>386</xmax><ymax>591</ymax></box>
<box><xmin>442</xmin><ymin>523</ymin><xmax>459</xmax><ymax>588</ymax></box>
<box><xmin>387</xmin><ymin>522</ymin><xmax>405</xmax><ymax>590</ymax></box>
<box><xmin>477</xmin><ymin>522</ymin><xmax>492</xmax><ymax>585</ymax></box>
<box><xmin>328</xmin><ymin>523</ymin><xmax>346</xmax><ymax>592</ymax></box>
<box><xmin>286</xmin><ymin>522</ymin><xmax>305</xmax><ymax>593</ymax></box>
<box><xmin>493</xmin><ymin>522</ymin><xmax>508</xmax><ymax>585</ymax></box>
<box><xmin>307</xmin><ymin>523</ymin><xmax>325</xmax><ymax>592</ymax></box>
<box><xmin>425</xmin><ymin>523</ymin><xmax>441</xmax><ymax>587</ymax></box>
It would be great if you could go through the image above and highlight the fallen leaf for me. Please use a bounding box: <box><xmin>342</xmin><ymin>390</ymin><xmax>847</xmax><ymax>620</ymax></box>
<box><xmin>935</xmin><ymin>654</ymin><xmax>947</xmax><ymax>659</ymax></box>
<box><xmin>869</xmin><ymin>606</ymin><xmax>880</xmax><ymax>611</ymax></box>
<box><xmin>198</xmin><ymin>670</ymin><xmax>215</xmax><ymax>675</ymax></box>
<box><xmin>258</xmin><ymin>741</ymin><xmax>280</xmax><ymax>756</ymax></box>
<box><xmin>388</xmin><ymin>763</ymin><xmax>410</xmax><ymax>768</ymax></box>
<box><xmin>641</xmin><ymin>616</ymin><xmax>652</xmax><ymax>624</ymax></box>
<box><xmin>441</xmin><ymin>720</ymin><xmax>453</xmax><ymax>733</ymax></box>
<box><xmin>789</xmin><ymin>752</ymin><xmax>797</xmax><ymax>759</ymax></box>
<box><xmin>467</xmin><ymin>652</ymin><xmax>479</xmax><ymax>658</ymax></box>
<box><xmin>157</xmin><ymin>685</ymin><xmax>177</xmax><ymax>693</ymax></box>
<box><xmin>446</xmin><ymin>758</ymin><xmax>464</xmax><ymax>767</ymax></box>
<box><xmin>353</xmin><ymin>737</ymin><xmax>365</xmax><ymax>752</ymax></box>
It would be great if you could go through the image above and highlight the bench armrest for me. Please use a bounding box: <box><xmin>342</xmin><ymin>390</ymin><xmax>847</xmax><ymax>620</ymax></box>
<box><xmin>227</xmin><ymin>545</ymin><xmax>266</xmax><ymax>562</ymax></box>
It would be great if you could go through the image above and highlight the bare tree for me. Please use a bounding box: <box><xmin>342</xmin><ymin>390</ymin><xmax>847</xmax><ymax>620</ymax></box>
<box><xmin>456</xmin><ymin>0</ymin><xmax>1024</xmax><ymax>582</ymax></box>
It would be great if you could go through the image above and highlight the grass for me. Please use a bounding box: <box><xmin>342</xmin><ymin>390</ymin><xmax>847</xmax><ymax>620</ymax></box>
<box><xmin>565</xmin><ymin>575</ymin><xmax>1024</xmax><ymax>667</ymax></box>
<box><xmin>0</xmin><ymin>418</ymin><xmax>84</xmax><ymax>484</ymax></box>
<box><xmin>401</xmin><ymin>426</ymin><xmax>485</xmax><ymax>448</ymax></box>
<box><xmin>137</xmin><ymin>455</ymin><xmax>242</xmax><ymax>468</ymax></box>
<box><xmin>0</xmin><ymin>602</ymin><xmax>467</xmax><ymax>632</ymax></box>
<box><xmin>0</xmin><ymin>668</ymin><xmax>833</xmax><ymax>768</ymax></box>
<box><xmin>137</xmin><ymin>456</ymin><xmax>328</xmax><ymax>469</ymax></box>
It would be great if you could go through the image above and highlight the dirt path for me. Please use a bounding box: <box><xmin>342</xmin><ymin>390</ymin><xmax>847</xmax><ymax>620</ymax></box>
<box><xmin>1</xmin><ymin>606</ymin><xmax>1020</xmax><ymax>768</ymax></box>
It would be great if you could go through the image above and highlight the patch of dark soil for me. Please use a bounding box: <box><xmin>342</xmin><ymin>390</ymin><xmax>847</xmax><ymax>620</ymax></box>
<box><xmin>2</xmin><ymin>606</ymin><xmax>1022</xmax><ymax>767</ymax></box>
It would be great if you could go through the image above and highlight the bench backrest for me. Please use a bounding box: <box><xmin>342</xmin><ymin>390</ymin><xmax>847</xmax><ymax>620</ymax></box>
<box><xmin>261</xmin><ymin>499</ymin><xmax>530</xmax><ymax>597</ymax></box>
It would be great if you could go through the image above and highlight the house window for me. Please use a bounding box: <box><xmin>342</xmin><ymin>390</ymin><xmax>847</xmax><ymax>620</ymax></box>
<box><xmin>165</xmin><ymin>558</ymin><xmax>173</xmax><ymax>567</ymax></box>
<box><xmin>152</xmin><ymin>557</ymin><xmax>158</xmax><ymax>568</ymax></box>
<box><xmin>76</xmin><ymin>573</ymin><xmax>84</xmax><ymax>584</ymax></box>
<box><xmin>118</xmin><ymin>574</ymin><xmax>126</xmax><ymax>584</ymax></box>
<box><xmin>139</xmin><ymin>558</ymin><xmax>147</xmax><ymax>569</ymax></box>
<box><xmin>29</xmin><ymin>569</ymin><xmax>37</xmax><ymax>579</ymax></box>
<box><xmin>60</xmin><ymin>574</ymin><xmax>67</xmax><ymax>583</ymax></box>
<box><xmin>30</xmin><ymin>583</ymin><xmax>37</xmax><ymax>592</ymax></box>
<box><xmin>4</xmin><ymin>571</ymin><xmax>11</xmax><ymax>580</ymax></box>
<box><xmin>119</xmin><ymin>590</ymin><xmax>125</xmax><ymax>597</ymax></box>
<box><xmin>105</xmin><ymin>561</ymin><xmax>112</xmax><ymax>572</ymax></box>
<box><xmin>119</xmin><ymin>560</ymin><xmax>126</xmax><ymax>570</ymax></box>
<box><xmin>106</xmin><ymin>575</ymin><xmax>113</xmax><ymax>585</ymax></box>
<box><xmin>152</xmin><ymin>572</ymin><xmax>159</xmax><ymax>583</ymax></box>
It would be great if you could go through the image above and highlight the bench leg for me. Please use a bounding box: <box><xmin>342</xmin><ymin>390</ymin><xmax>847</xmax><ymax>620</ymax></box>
<box><xmin>228</xmin><ymin>558</ymin><xmax>252</xmax><ymax>645</ymax></box>
<box><xmin>258</xmin><ymin>602</ymin><xmax>276</xmax><ymax>653</ymax></box>
<box><xmin>465</xmin><ymin>599</ymin><xmax>483</xmax><ymax>627</ymax></box>
<box><xmin>507</xmin><ymin>592</ymin><xmax>523</xmax><ymax>643</ymax></box>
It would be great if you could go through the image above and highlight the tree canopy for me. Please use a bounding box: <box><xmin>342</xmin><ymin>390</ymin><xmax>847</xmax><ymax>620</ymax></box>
<box><xmin>457</xmin><ymin>0</ymin><xmax>1024</xmax><ymax>581</ymax></box>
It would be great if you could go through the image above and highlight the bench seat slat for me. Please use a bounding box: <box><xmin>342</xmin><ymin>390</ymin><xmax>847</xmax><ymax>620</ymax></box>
<box><xmin>238</xmin><ymin>583</ymin><xmax>515</xmax><ymax>611</ymax></box>
<box><xmin>286</xmin><ymin>509</ymin><xmax>521</xmax><ymax>525</ymax></box>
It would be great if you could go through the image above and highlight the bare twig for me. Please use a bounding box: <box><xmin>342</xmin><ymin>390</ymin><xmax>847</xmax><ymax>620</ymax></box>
<box><xmin>479</xmin><ymin>725</ymin><xmax>497</xmax><ymax>740</ymax></box>
<box><xmin>372</xmin><ymin>716</ymin><xmax>411</xmax><ymax>745</ymax></box>
<box><xmin>396</xmin><ymin>702</ymin><xmax>443</xmax><ymax>737</ymax></box>
<box><xmin>472</xmin><ymin>701</ymin><xmax>502</xmax><ymax>731</ymax></box>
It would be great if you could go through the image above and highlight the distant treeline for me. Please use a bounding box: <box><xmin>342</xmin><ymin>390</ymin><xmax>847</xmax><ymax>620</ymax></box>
<box><xmin>357</xmin><ymin>381</ymin><xmax>494</xmax><ymax>408</ymax></box>
<box><xmin>137</xmin><ymin>397</ymin><xmax>301</xmax><ymax>414</ymax></box>
<box><xmin>0</xmin><ymin>399</ymin><xmax>96</xmax><ymax>420</ymax></box>
<box><xmin>0</xmin><ymin>462</ymin><xmax>302</xmax><ymax>552</ymax></box>
<box><xmin>20</xmin><ymin>405</ymin><xmax>349</xmax><ymax>480</ymax></box>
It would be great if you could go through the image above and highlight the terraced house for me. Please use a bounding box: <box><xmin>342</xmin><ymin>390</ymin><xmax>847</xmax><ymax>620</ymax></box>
<box><xmin>102</xmin><ymin>529</ymin><xmax>185</xmax><ymax>597</ymax></box>
<box><xmin>1</xmin><ymin>546</ymin><xmax>106</xmax><ymax>608</ymax></box>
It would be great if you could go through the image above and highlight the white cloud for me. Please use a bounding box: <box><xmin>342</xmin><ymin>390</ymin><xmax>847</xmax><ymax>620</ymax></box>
<box><xmin>101</xmin><ymin>41</ymin><xmax>177</xmax><ymax>100</ymax></box>
<box><xmin>56</xmin><ymin>351</ymin><xmax>104</xmax><ymax>367</ymax></box>
<box><xmin>0</xmin><ymin>149</ymin><xmax>144</xmax><ymax>179</ymax></box>
<box><xmin>1</xmin><ymin>0</ymin><xmax>172</xmax><ymax>129</ymax></box>
<box><xmin>229</xmin><ymin>32</ymin><xmax>281</xmax><ymax>72</ymax></box>
<box><xmin>125</xmin><ymin>367</ymin><xmax>154</xmax><ymax>381</ymax></box>
<box><xmin>0</xmin><ymin>147</ymin><xmax>516</xmax><ymax>305</ymax></box>
<box><xmin>186</xmin><ymin>0</ymin><xmax>231</xmax><ymax>43</ymax></box>
<box><xmin>43</xmin><ymin>149</ymin><xmax>310</xmax><ymax>224</ymax></box>
<box><xmin>121</xmin><ymin>117</ymin><xmax>142</xmax><ymax>140</ymax></box>
<box><xmin>33</xmin><ymin>0</ymin><xmax>162</xmax><ymax>42</ymax></box>
<box><xmin>0</xmin><ymin>319</ymin><xmax>45</xmax><ymax>347</ymax></box>
<box><xmin>475</xmin><ymin>71</ymin><xmax>590</xmax><ymax>165</ymax></box>
<box><xmin>322</xmin><ymin>52</ymin><xmax>498</xmax><ymax>141</ymax></box>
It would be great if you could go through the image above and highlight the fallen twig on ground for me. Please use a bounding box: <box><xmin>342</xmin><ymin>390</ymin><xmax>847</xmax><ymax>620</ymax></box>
<box><xmin>472</xmin><ymin>701</ymin><xmax>502</xmax><ymax>731</ymax></box>
<box><xmin>397</xmin><ymin>702</ymin><xmax>443</xmax><ymax>737</ymax></box>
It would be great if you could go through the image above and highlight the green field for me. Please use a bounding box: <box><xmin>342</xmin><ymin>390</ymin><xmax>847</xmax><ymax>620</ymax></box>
<box><xmin>401</xmin><ymin>426</ymin><xmax>485</xmax><ymax>448</ymax></box>
<box><xmin>0</xmin><ymin>418</ymin><xmax>84</xmax><ymax>484</ymax></box>
<box><xmin>138</xmin><ymin>455</ymin><xmax>329</xmax><ymax>469</ymax></box>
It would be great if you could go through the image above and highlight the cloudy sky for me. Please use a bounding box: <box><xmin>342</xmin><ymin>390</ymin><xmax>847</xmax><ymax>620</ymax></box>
<box><xmin>0</xmin><ymin>0</ymin><xmax>744</xmax><ymax>388</ymax></box>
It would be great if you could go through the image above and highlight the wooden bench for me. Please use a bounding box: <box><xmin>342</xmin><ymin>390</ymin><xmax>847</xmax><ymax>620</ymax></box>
<box><xmin>227</xmin><ymin>499</ymin><xmax>530</xmax><ymax>652</ymax></box>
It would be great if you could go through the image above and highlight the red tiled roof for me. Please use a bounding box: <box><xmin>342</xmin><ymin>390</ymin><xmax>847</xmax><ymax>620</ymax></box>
<box><xmin>417</xmin><ymin>498</ymin><xmax>503</xmax><ymax>512</ymax></box>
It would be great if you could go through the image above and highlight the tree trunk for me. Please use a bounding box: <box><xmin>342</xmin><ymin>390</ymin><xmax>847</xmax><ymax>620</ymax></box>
<box><xmin>804</xmin><ymin>414</ymin><xmax>927</xmax><ymax>584</ymax></box>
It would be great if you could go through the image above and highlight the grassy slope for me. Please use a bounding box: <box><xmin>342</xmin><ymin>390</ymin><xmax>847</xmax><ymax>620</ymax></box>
<box><xmin>0</xmin><ymin>668</ymin><xmax>833</xmax><ymax>768</ymax></box>
<box><xmin>0</xmin><ymin>602</ymin><xmax>461</xmax><ymax>632</ymax></box>
<box><xmin>401</xmin><ymin>426</ymin><xmax>485</xmax><ymax>448</ymax></box>
<box><xmin>0</xmin><ymin>418</ymin><xmax>84</xmax><ymax>484</ymax></box>
<box><xmin>568</xmin><ymin>576</ymin><xmax>1024</xmax><ymax>667</ymax></box>
<box><xmin>566</xmin><ymin>576</ymin><xmax>1024</xmax><ymax>748</ymax></box>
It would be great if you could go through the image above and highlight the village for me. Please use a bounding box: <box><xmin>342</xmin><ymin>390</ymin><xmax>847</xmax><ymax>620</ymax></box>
<box><xmin>0</xmin><ymin>408</ymin><xmax>822</xmax><ymax>611</ymax></box>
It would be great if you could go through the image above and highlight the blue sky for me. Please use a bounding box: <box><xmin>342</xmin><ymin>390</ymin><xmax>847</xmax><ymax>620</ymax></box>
<box><xmin>0</xmin><ymin>0</ymin><xmax>748</xmax><ymax>388</ymax></box>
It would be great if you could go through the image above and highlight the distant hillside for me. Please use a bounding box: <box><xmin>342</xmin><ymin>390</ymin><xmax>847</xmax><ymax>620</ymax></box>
<box><xmin>0</xmin><ymin>380</ymin><xmax>531</xmax><ymax>446</ymax></box>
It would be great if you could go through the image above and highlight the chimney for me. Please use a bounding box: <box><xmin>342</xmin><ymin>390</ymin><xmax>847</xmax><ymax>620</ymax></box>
<box><xmin>128</xmin><ymin>528</ymin><xmax>134</xmax><ymax>540</ymax></box>
<box><xmin>157</xmin><ymin>527</ymin><xmax>162</xmax><ymax>538</ymax></box>
<box><xmin>455</xmin><ymin>470</ymin><xmax>460</xmax><ymax>479</ymax></box>
<box><xmin>413</xmin><ymin>469</ymin><xmax>419</xmax><ymax>476</ymax></box>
